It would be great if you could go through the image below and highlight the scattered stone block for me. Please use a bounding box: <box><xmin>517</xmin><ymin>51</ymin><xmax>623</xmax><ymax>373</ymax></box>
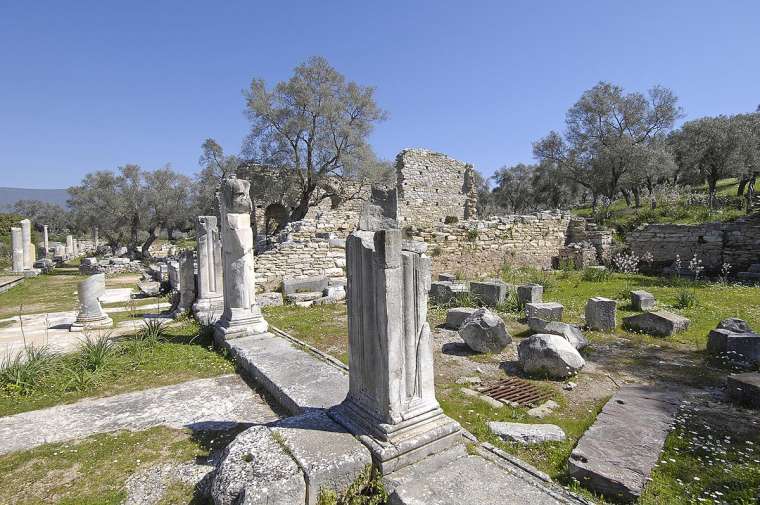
<box><xmin>527</xmin><ymin>318</ymin><xmax>587</xmax><ymax>350</ymax></box>
<box><xmin>622</xmin><ymin>310</ymin><xmax>690</xmax><ymax>337</ymax></box>
<box><xmin>455</xmin><ymin>376</ymin><xmax>481</xmax><ymax>386</ymax></box>
<box><xmin>461</xmin><ymin>388</ymin><xmax>503</xmax><ymax>409</ymax></box>
<box><xmin>459</xmin><ymin>308</ymin><xmax>511</xmax><ymax>353</ymax></box>
<box><xmin>282</xmin><ymin>276</ymin><xmax>329</xmax><ymax>295</ymax></box>
<box><xmin>429</xmin><ymin>281</ymin><xmax>468</xmax><ymax>305</ymax></box>
<box><xmin>138</xmin><ymin>280</ymin><xmax>161</xmax><ymax>296</ymax></box>
<box><xmin>630</xmin><ymin>290</ymin><xmax>655</xmax><ymax>311</ymax></box>
<box><xmin>517</xmin><ymin>284</ymin><xmax>543</xmax><ymax>306</ymax></box>
<box><xmin>488</xmin><ymin>422</ymin><xmax>566</xmax><ymax>444</ymax></box>
<box><xmin>401</xmin><ymin>240</ymin><xmax>427</xmax><ymax>254</ymax></box>
<box><xmin>524</xmin><ymin>302</ymin><xmax>563</xmax><ymax>322</ymax></box>
<box><xmin>211</xmin><ymin>425</ymin><xmax>306</xmax><ymax>505</ymax></box>
<box><xmin>517</xmin><ymin>334</ymin><xmax>584</xmax><ymax>379</ymax></box>
<box><xmin>286</xmin><ymin>291</ymin><xmax>324</xmax><ymax>304</ymax></box>
<box><xmin>470</xmin><ymin>280</ymin><xmax>509</xmax><ymax>306</ymax></box>
<box><xmin>717</xmin><ymin>317</ymin><xmax>753</xmax><ymax>334</ymax></box>
<box><xmin>438</xmin><ymin>273</ymin><xmax>456</xmax><ymax>282</ymax></box>
<box><xmin>568</xmin><ymin>386</ymin><xmax>681</xmax><ymax>503</ymax></box>
<box><xmin>324</xmin><ymin>285</ymin><xmax>346</xmax><ymax>301</ymax></box>
<box><xmin>257</xmin><ymin>292</ymin><xmax>284</xmax><ymax>307</ymax></box>
<box><xmin>526</xmin><ymin>400</ymin><xmax>560</xmax><ymax>419</ymax></box>
<box><xmin>585</xmin><ymin>297</ymin><xmax>616</xmax><ymax>331</ymax></box>
<box><xmin>272</xmin><ymin>410</ymin><xmax>372</xmax><ymax>505</ymax></box>
<box><xmin>445</xmin><ymin>307</ymin><xmax>479</xmax><ymax>329</ymax></box>
<box><xmin>726</xmin><ymin>372</ymin><xmax>760</xmax><ymax>409</ymax></box>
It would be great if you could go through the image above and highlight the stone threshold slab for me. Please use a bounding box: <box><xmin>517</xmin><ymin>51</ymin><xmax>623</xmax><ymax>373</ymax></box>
<box><xmin>215</xmin><ymin>330</ymin><xmax>349</xmax><ymax>416</ymax></box>
<box><xmin>568</xmin><ymin>385</ymin><xmax>682</xmax><ymax>503</ymax></box>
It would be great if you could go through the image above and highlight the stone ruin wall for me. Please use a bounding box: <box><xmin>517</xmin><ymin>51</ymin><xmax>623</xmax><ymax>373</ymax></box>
<box><xmin>626</xmin><ymin>213</ymin><xmax>760</xmax><ymax>273</ymax></box>
<box><xmin>252</xmin><ymin>149</ymin><xmax>614</xmax><ymax>289</ymax></box>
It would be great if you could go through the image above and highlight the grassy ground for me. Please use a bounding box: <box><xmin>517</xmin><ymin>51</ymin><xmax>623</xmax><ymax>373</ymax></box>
<box><xmin>572</xmin><ymin>178</ymin><xmax>760</xmax><ymax>237</ymax></box>
<box><xmin>0</xmin><ymin>270</ymin><xmax>85</xmax><ymax>318</ymax></box>
<box><xmin>264</xmin><ymin>304</ymin><xmax>349</xmax><ymax>364</ymax></box>
<box><xmin>0</xmin><ymin>321</ymin><xmax>233</xmax><ymax>417</ymax></box>
<box><xmin>0</xmin><ymin>426</ymin><xmax>227</xmax><ymax>505</ymax></box>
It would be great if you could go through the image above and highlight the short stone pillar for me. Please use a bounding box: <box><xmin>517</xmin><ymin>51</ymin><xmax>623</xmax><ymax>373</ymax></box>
<box><xmin>167</xmin><ymin>261</ymin><xmax>180</xmax><ymax>291</ymax></box>
<box><xmin>66</xmin><ymin>235</ymin><xmax>74</xmax><ymax>256</ymax></box>
<box><xmin>73</xmin><ymin>238</ymin><xmax>79</xmax><ymax>256</ymax></box>
<box><xmin>330</xmin><ymin>187</ymin><xmax>461</xmax><ymax>474</ymax></box>
<box><xmin>43</xmin><ymin>225</ymin><xmax>49</xmax><ymax>257</ymax></box>
<box><xmin>70</xmin><ymin>273</ymin><xmax>113</xmax><ymax>331</ymax></box>
<box><xmin>20</xmin><ymin>219</ymin><xmax>33</xmax><ymax>270</ymax></box>
<box><xmin>172</xmin><ymin>250</ymin><xmax>196</xmax><ymax>318</ymax></box>
<box><xmin>585</xmin><ymin>297</ymin><xmax>617</xmax><ymax>331</ymax></box>
<box><xmin>631</xmin><ymin>290</ymin><xmax>656</xmax><ymax>311</ymax></box>
<box><xmin>54</xmin><ymin>244</ymin><xmax>66</xmax><ymax>258</ymax></box>
<box><xmin>517</xmin><ymin>284</ymin><xmax>543</xmax><ymax>306</ymax></box>
<box><xmin>193</xmin><ymin>215</ymin><xmax>225</xmax><ymax>323</ymax></box>
<box><xmin>11</xmin><ymin>227</ymin><xmax>24</xmax><ymax>273</ymax></box>
<box><xmin>214</xmin><ymin>176</ymin><xmax>268</xmax><ymax>339</ymax></box>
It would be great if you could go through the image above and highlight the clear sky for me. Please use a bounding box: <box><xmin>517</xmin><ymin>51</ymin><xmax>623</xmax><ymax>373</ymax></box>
<box><xmin>1</xmin><ymin>1</ymin><xmax>759</xmax><ymax>189</ymax></box>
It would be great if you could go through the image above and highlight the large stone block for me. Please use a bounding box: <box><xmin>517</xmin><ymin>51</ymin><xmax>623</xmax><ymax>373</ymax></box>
<box><xmin>630</xmin><ymin>290</ymin><xmax>655</xmax><ymax>311</ymax></box>
<box><xmin>459</xmin><ymin>308</ymin><xmax>511</xmax><ymax>353</ymax></box>
<box><xmin>272</xmin><ymin>410</ymin><xmax>372</xmax><ymax>505</ymax></box>
<box><xmin>429</xmin><ymin>281</ymin><xmax>468</xmax><ymax>305</ymax></box>
<box><xmin>282</xmin><ymin>275</ymin><xmax>329</xmax><ymax>295</ymax></box>
<box><xmin>445</xmin><ymin>307</ymin><xmax>479</xmax><ymax>329</ymax></box>
<box><xmin>527</xmin><ymin>318</ymin><xmax>587</xmax><ymax>350</ymax></box>
<box><xmin>517</xmin><ymin>284</ymin><xmax>543</xmax><ymax>306</ymax></box>
<box><xmin>488</xmin><ymin>422</ymin><xmax>566</xmax><ymax>445</ymax></box>
<box><xmin>622</xmin><ymin>310</ymin><xmax>690</xmax><ymax>337</ymax></box>
<box><xmin>727</xmin><ymin>372</ymin><xmax>760</xmax><ymax>409</ymax></box>
<box><xmin>525</xmin><ymin>302</ymin><xmax>564</xmax><ymax>322</ymax></box>
<box><xmin>211</xmin><ymin>425</ymin><xmax>306</xmax><ymax>505</ymax></box>
<box><xmin>585</xmin><ymin>297</ymin><xmax>616</xmax><ymax>331</ymax></box>
<box><xmin>470</xmin><ymin>280</ymin><xmax>509</xmax><ymax>306</ymax></box>
<box><xmin>517</xmin><ymin>333</ymin><xmax>584</xmax><ymax>379</ymax></box>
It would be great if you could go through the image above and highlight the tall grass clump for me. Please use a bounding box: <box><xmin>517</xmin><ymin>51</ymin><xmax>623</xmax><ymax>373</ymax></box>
<box><xmin>317</xmin><ymin>465</ymin><xmax>387</xmax><ymax>505</ymax></box>
<box><xmin>674</xmin><ymin>289</ymin><xmax>697</xmax><ymax>309</ymax></box>
<box><xmin>77</xmin><ymin>332</ymin><xmax>116</xmax><ymax>371</ymax></box>
<box><xmin>581</xmin><ymin>267</ymin><xmax>611</xmax><ymax>283</ymax></box>
<box><xmin>136</xmin><ymin>318</ymin><xmax>167</xmax><ymax>344</ymax></box>
<box><xmin>0</xmin><ymin>345</ymin><xmax>56</xmax><ymax>395</ymax></box>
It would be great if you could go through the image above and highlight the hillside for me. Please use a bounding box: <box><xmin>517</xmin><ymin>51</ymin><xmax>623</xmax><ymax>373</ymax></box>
<box><xmin>572</xmin><ymin>178</ymin><xmax>760</xmax><ymax>236</ymax></box>
<box><xmin>0</xmin><ymin>187</ymin><xmax>70</xmax><ymax>210</ymax></box>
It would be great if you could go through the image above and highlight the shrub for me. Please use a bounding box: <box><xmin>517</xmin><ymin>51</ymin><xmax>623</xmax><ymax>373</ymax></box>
<box><xmin>430</xmin><ymin>246</ymin><xmax>442</xmax><ymax>257</ymax></box>
<box><xmin>77</xmin><ymin>333</ymin><xmax>116</xmax><ymax>372</ymax></box>
<box><xmin>466</xmin><ymin>229</ymin><xmax>479</xmax><ymax>242</ymax></box>
<box><xmin>135</xmin><ymin>318</ymin><xmax>167</xmax><ymax>344</ymax></box>
<box><xmin>674</xmin><ymin>289</ymin><xmax>697</xmax><ymax>309</ymax></box>
<box><xmin>582</xmin><ymin>267</ymin><xmax>610</xmax><ymax>282</ymax></box>
<box><xmin>557</xmin><ymin>258</ymin><xmax>576</xmax><ymax>271</ymax></box>
<box><xmin>0</xmin><ymin>345</ymin><xmax>56</xmax><ymax>395</ymax></box>
<box><xmin>526</xmin><ymin>270</ymin><xmax>555</xmax><ymax>292</ymax></box>
<box><xmin>444</xmin><ymin>215</ymin><xmax>459</xmax><ymax>224</ymax></box>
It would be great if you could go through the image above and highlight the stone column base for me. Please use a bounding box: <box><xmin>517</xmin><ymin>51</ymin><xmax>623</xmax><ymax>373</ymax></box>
<box><xmin>192</xmin><ymin>297</ymin><xmax>225</xmax><ymax>324</ymax></box>
<box><xmin>214</xmin><ymin>312</ymin><xmax>269</xmax><ymax>340</ymax></box>
<box><xmin>70</xmin><ymin>315</ymin><xmax>114</xmax><ymax>332</ymax></box>
<box><xmin>329</xmin><ymin>400</ymin><xmax>463</xmax><ymax>475</ymax></box>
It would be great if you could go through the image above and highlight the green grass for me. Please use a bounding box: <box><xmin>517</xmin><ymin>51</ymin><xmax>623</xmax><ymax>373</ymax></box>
<box><xmin>0</xmin><ymin>321</ymin><xmax>233</xmax><ymax>417</ymax></box>
<box><xmin>0</xmin><ymin>272</ymin><xmax>86</xmax><ymax>318</ymax></box>
<box><xmin>0</xmin><ymin>426</ymin><xmax>229</xmax><ymax>505</ymax></box>
<box><xmin>263</xmin><ymin>304</ymin><xmax>349</xmax><ymax>364</ymax></box>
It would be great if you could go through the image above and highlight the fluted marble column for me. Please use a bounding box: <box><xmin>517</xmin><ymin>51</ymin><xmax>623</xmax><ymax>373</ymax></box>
<box><xmin>11</xmin><ymin>227</ymin><xmax>24</xmax><ymax>273</ymax></box>
<box><xmin>172</xmin><ymin>250</ymin><xmax>196</xmax><ymax>318</ymax></box>
<box><xmin>192</xmin><ymin>215</ymin><xmax>224</xmax><ymax>323</ymax></box>
<box><xmin>43</xmin><ymin>225</ymin><xmax>49</xmax><ymax>257</ymax></box>
<box><xmin>20</xmin><ymin>219</ymin><xmax>32</xmax><ymax>270</ymax></box>
<box><xmin>329</xmin><ymin>187</ymin><xmax>461</xmax><ymax>474</ymax></box>
<box><xmin>214</xmin><ymin>176</ymin><xmax>268</xmax><ymax>339</ymax></box>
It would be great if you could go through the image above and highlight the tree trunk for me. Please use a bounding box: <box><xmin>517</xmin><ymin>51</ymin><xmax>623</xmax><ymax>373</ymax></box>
<box><xmin>737</xmin><ymin>174</ymin><xmax>750</xmax><ymax>196</ymax></box>
<box><xmin>289</xmin><ymin>183</ymin><xmax>317</xmax><ymax>222</ymax></box>
<box><xmin>746</xmin><ymin>174</ymin><xmax>756</xmax><ymax>214</ymax></box>
<box><xmin>708</xmin><ymin>179</ymin><xmax>718</xmax><ymax>210</ymax></box>
<box><xmin>632</xmin><ymin>187</ymin><xmax>641</xmax><ymax>208</ymax></box>
<box><xmin>167</xmin><ymin>227</ymin><xmax>175</xmax><ymax>241</ymax></box>
<box><xmin>621</xmin><ymin>189</ymin><xmax>632</xmax><ymax>207</ymax></box>
<box><xmin>141</xmin><ymin>225</ymin><xmax>161</xmax><ymax>259</ymax></box>
<box><xmin>591</xmin><ymin>193</ymin><xmax>598</xmax><ymax>211</ymax></box>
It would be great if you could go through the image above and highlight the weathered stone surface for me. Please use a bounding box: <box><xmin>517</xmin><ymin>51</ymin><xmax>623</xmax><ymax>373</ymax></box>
<box><xmin>11</xmin><ymin>227</ymin><xmax>24</xmax><ymax>273</ymax></box>
<box><xmin>585</xmin><ymin>297</ymin><xmax>616</xmax><ymax>331</ymax></box>
<box><xmin>438</xmin><ymin>273</ymin><xmax>456</xmax><ymax>282</ymax></box>
<box><xmin>402</xmin><ymin>240</ymin><xmax>427</xmax><ymax>254</ymax></box>
<box><xmin>517</xmin><ymin>284</ymin><xmax>543</xmax><ymax>306</ymax></box>
<box><xmin>525</xmin><ymin>302</ymin><xmax>563</xmax><ymax>322</ymax></box>
<box><xmin>526</xmin><ymin>400</ymin><xmax>560</xmax><ymax>419</ymax></box>
<box><xmin>630</xmin><ymin>290</ymin><xmax>655</xmax><ymax>311</ymax></box>
<box><xmin>445</xmin><ymin>307</ymin><xmax>478</xmax><ymax>329</ymax></box>
<box><xmin>718</xmin><ymin>317</ymin><xmax>753</xmax><ymax>334</ymax></box>
<box><xmin>272</xmin><ymin>410</ymin><xmax>372</xmax><ymax>505</ymax></box>
<box><xmin>215</xmin><ymin>176</ymin><xmax>268</xmax><ymax>339</ymax></box>
<box><xmin>568</xmin><ymin>386</ymin><xmax>682</xmax><ymax>503</ymax></box>
<box><xmin>429</xmin><ymin>281</ymin><xmax>468</xmax><ymax>305</ymax></box>
<box><xmin>359</xmin><ymin>186</ymin><xmax>398</xmax><ymax>231</ymax></box>
<box><xmin>330</xmin><ymin>227</ymin><xmax>461</xmax><ymax>474</ymax></box>
<box><xmin>282</xmin><ymin>275</ymin><xmax>329</xmax><ymax>295</ymax></box>
<box><xmin>138</xmin><ymin>280</ymin><xmax>161</xmax><ymax>296</ymax></box>
<box><xmin>70</xmin><ymin>273</ymin><xmax>113</xmax><ymax>331</ymax></box>
<box><xmin>488</xmin><ymin>422</ymin><xmax>566</xmax><ymax>444</ymax></box>
<box><xmin>726</xmin><ymin>372</ymin><xmax>760</xmax><ymax>409</ymax></box>
<box><xmin>0</xmin><ymin>375</ymin><xmax>277</xmax><ymax>455</ymax></box>
<box><xmin>518</xmin><ymin>334</ymin><xmax>584</xmax><ymax>379</ymax></box>
<box><xmin>622</xmin><ymin>310</ymin><xmax>690</xmax><ymax>337</ymax></box>
<box><xmin>20</xmin><ymin>219</ymin><xmax>33</xmax><ymax>269</ymax></box>
<box><xmin>257</xmin><ymin>292</ymin><xmax>284</xmax><ymax>307</ymax></box>
<box><xmin>211</xmin><ymin>425</ymin><xmax>306</xmax><ymax>505</ymax></box>
<box><xmin>527</xmin><ymin>318</ymin><xmax>587</xmax><ymax>350</ymax></box>
<box><xmin>461</xmin><ymin>387</ymin><xmax>503</xmax><ymax>409</ymax></box>
<box><xmin>193</xmin><ymin>215</ymin><xmax>224</xmax><ymax>323</ymax></box>
<box><xmin>286</xmin><ymin>291</ymin><xmax>324</xmax><ymax>304</ymax></box>
<box><xmin>470</xmin><ymin>280</ymin><xmax>509</xmax><ymax>306</ymax></box>
<box><xmin>459</xmin><ymin>308</ymin><xmax>511</xmax><ymax>353</ymax></box>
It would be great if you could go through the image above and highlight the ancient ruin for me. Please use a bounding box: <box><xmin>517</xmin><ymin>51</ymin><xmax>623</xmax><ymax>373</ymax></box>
<box><xmin>192</xmin><ymin>215</ymin><xmax>225</xmax><ymax>323</ymax></box>
<box><xmin>70</xmin><ymin>273</ymin><xmax>113</xmax><ymax>331</ymax></box>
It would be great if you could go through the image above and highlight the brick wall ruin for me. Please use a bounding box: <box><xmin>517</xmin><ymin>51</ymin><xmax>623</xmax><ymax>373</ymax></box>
<box><xmin>626</xmin><ymin>213</ymin><xmax>760</xmax><ymax>273</ymax></box>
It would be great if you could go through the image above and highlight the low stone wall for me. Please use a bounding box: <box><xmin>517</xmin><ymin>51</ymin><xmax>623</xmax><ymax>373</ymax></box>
<box><xmin>409</xmin><ymin>212</ymin><xmax>574</xmax><ymax>278</ymax></box>
<box><xmin>626</xmin><ymin>214</ymin><xmax>760</xmax><ymax>273</ymax></box>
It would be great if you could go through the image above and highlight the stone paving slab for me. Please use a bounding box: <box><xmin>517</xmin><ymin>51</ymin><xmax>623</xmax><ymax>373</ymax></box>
<box><xmin>567</xmin><ymin>385</ymin><xmax>682</xmax><ymax>502</ymax></box>
<box><xmin>385</xmin><ymin>444</ymin><xmax>588</xmax><ymax>505</ymax></box>
<box><xmin>0</xmin><ymin>374</ymin><xmax>278</xmax><ymax>455</ymax></box>
<box><xmin>219</xmin><ymin>332</ymin><xmax>349</xmax><ymax>415</ymax></box>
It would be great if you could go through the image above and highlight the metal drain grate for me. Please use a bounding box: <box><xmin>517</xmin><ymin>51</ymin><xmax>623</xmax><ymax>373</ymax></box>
<box><xmin>476</xmin><ymin>377</ymin><xmax>552</xmax><ymax>407</ymax></box>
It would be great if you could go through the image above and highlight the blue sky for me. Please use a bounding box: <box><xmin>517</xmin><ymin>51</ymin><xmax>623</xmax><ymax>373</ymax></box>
<box><xmin>1</xmin><ymin>1</ymin><xmax>758</xmax><ymax>189</ymax></box>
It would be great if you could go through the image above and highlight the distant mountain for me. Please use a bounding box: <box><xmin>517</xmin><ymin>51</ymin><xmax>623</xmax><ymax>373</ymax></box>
<box><xmin>0</xmin><ymin>187</ymin><xmax>70</xmax><ymax>210</ymax></box>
